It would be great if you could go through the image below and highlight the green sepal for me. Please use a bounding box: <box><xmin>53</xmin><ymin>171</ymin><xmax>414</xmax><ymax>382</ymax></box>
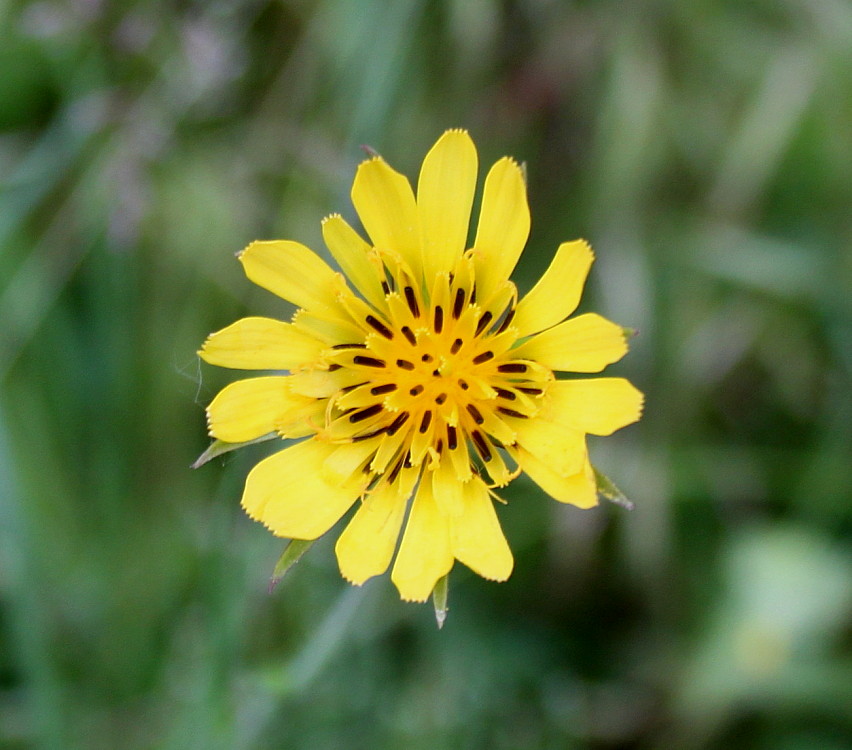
<box><xmin>268</xmin><ymin>539</ymin><xmax>315</xmax><ymax>593</ymax></box>
<box><xmin>191</xmin><ymin>432</ymin><xmax>278</xmax><ymax>469</ymax></box>
<box><xmin>593</xmin><ymin>466</ymin><xmax>635</xmax><ymax>511</ymax></box>
<box><xmin>432</xmin><ymin>574</ymin><xmax>449</xmax><ymax>629</ymax></box>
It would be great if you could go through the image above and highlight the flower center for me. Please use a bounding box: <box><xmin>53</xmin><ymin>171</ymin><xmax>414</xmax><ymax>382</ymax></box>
<box><xmin>321</xmin><ymin>252</ymin><xmax>552</xmax><ymax>488</ymax></box>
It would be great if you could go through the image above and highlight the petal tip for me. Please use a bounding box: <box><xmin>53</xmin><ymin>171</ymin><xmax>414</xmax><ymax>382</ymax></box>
<box><xmin>355</xmin><ymin>155</ymin><xmax>385</xmax><ymax>173</ymax></box>
<box><xmin>340</xmin><ymin>571</ymin><xmax>369</xmax><ymax>587</ymax></box>
<box><xmin>483</xmin><ymin>566</ymin><xmax>514</xmax><ymax>583</ymax></box>
<box><xmin>397</xmin><ymin>590</ymin><xmax>430</xmax><ymax>604</ymax></box>
<box><xmin>236</xmin><ymin>240</ymin><xmax>261</xmax><ymax>260</ymax></box>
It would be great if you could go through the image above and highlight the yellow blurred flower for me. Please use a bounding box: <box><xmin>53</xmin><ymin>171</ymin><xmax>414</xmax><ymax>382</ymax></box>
<box><xmin>199</xmin><ymin>130</ymin><xmax>642</xmax><ymax>602</ymax></box>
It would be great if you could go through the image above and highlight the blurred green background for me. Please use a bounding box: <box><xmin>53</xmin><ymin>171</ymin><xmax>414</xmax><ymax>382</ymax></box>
<box><xmin>1</xmin><ymin>0</ymin><xmax>850</xmax><ymax>748</ymax></box>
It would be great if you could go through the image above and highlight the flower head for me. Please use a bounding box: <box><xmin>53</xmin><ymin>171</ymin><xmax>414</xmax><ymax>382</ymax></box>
<box><xmin>199</xmin><ymin>130</ymin><xmax>642</xmax><ymax>602</ymax></box>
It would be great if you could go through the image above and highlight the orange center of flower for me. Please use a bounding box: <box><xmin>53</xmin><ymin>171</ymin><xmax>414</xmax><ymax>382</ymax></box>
<box><xmin>322</xmin><ymin>252</ymin><xmax>553</xmax><ymax>489</ymax></box>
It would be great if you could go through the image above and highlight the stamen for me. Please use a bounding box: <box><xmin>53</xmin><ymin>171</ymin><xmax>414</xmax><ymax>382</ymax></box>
<box><xmin>381</xmin><ymin>281</ymin><xmax>391</xmax><ymax>295</ymax></box>
<box><xmin>473</xmin><ymin>351</ymin><xmax>494</xmax><ymax>364</ymax></box>
<box><xmin>447</xmin><ymin>425</ymin><xmax>458</xmax><ymax>450</ymax></box>
<box><xmin>435</xmin><ymin>393</ymin><xmax>447</xmax><ymax>405</ymax></box>
<box><xmin>409</xmin><ymin>385</ymin><xmax>424</xmax><ymax>396</ymax></box>
<box><xmin>403</xmin><ymin>286</ymin><xmax>420</xmax><ymax>317</ymax></box>
<box><xmin>452</xmin><ymin>288</ymin><xmax>465</xmax><ymax>319</ymax></box>
<box><xmin>401</xmin><ymin>326</ymin><xmax>417</xmax><ymax>345</ymax></box>
<box><xmin>386</xmin><ymin>457</ymin><xmax>404</xmax><ymax>484</ymax></box>
<box><xmin>517</xmin><ymin>386</ymin><xmax>542</xmax><ymax>395</ymax></box>
<box><xmin>466</xmin><ymin>404</ymin><xmax>485</xmax><ymax>425</ymax></box>
<box><xmin>458</xmin><ymin>379</ymin><xmax>469</xmax><ymax>390</ymax></box>
<box><xmin>475</xmin><ymin>311</ymin><xmax>493</xmax><ymax>336</ymax></box>
<box><xmin>471</xmin><ymin>430</ymin><xmax>492</xmax><ymax>462</ymax></box>
<box><xmin>365</xmin><ymin>315</ymin><xmax>393</xmax><ymax>339</ymax></box>
<box><xmin>353</xmin><ymin>355</ymin><xmax>386</xmax><ymax>368</ymax></box>
<box><xmin>352</xmin><ymin>426</ymin><xmax>389</xmax><ymax>442</ymax></box>
<box><xmin>469</xmin><ymin>284</ymin><xmax>477</xmax><ymax>305</ymax></box>
<box><xmin>386</xmin><ymin>412</ymin><xmax>410</xmax><ymax>435</ymax></box>
<box><xmin>421</xmin><ymin>353</ymin><xmax>433</xmax><ymax>362</ymax></box>
<box><xmin>396</xmin><ymin>359</ymin><xmax>415</xmax><ymax>371</ymax></box>
<box><xmin>450</xmin><ymin>338</ymin><xmax>463</xmax><ymax>354</ymax></box>
<box><xmin>436</xmin><ymin>438</ymin><xmax>444</xmax><ymax>454</ymax></box>
<box><xmin>498</xmin><ymin>362</ymin><xmax>527</xmax><ymax>373</ymax></box>
<box><xmin>340</xmin><ymin>382</ymin><xmax>367</xmax><ymax>393</ymax></box>
<box><xmin>497</xmin><ymin>407</ymin><xmax>528</xmax><ymax>419</ymax></box>
<box><xmin>370</xmin><ymin>383</ymin><xmax>397</xmax><ymax>395</ymax></box>
<box><xmin>494</xmin><ymin>387</ymin><xmax>516</xmax><ymax>400</ymax></box>
<box><xmin>419</xmin><ymin>411</ymin><xmax>433</xmax><ymax>433</ymax></box>
<box><xmin>434</xmin><ymin>306</ymin><xmax>444</xmax><ymax>333</ymax></box>
<box><xmin>349</xmin><ymin>404</ymin><xmax>383</xmax><ymax>423</ymax></box>
<box><xmin>332</xmin><ymin>342</ymin><xmax>367</xmax><ymax>350</ymax></box>
<box><xmin>328</xmin><ymin>364</ymin><xmax>342</xmax><ymax>371</ymax></box>
<box><xmin>496</xmin><ymin>308</ymin><xmax>515</xmax><ymax>334</ymax></box>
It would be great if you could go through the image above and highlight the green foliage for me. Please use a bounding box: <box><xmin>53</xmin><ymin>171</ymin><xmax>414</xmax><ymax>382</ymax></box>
<box><xmin>1</xmin><ymin>1</ymin><xmax>850</xmax><ymax>748</ymax></box>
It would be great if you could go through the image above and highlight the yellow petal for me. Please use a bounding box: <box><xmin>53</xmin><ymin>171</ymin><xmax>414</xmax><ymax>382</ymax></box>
<box><xmin>335</xmin><ymin>483</ymin><xmax>408</xmax><ymax>585</ymax></box>
<box><xmin>391</xmin><ymin>479</ymin><xmax>454</xmax><ymax>601</ymax></box>
<box><xmin>513</xmin><ymin>313</ymin><xmax>627</xmax><ymax>372</ymax></box>
<box><xmin>351</xmin><ymin>157</ymin><xmax>420</xmax><ymax>275</ymax></box>
<box><xmin>321</xmin><ymin>214</ymin><xmax>386</xmax><ymax>309</ymax></box>
<box><xmin>450</xmin><ymin>479</ymin><xmax>513</xmax><ymax>581</ymax></box>
<box><xmin>241</xmin><ymin>438</ymin><xmax>363</xmax><ymax>539</ymax></box>
<box><xmin>547</xmin><ymin>378</ymin><xmax>643</xmax><ymax>435</ymax></box>
<box><xmin>199</xmin><ymin>316</ymin><xmax>325</xmax><ymax>370</ymax></box>
<box><xmin>472</xmin><ymin>157</ymin><xmax>530</xmax><ymax>299</ymax></box>
<box><xmin>239</xmin><ymin>240</ymin><xmax>342</xmax><ymax>312</ymax></box>
<box><xmin>512</xmin><ymin>419</ymin><xmax>586</xmax><ymax>477</ymax></box>
<box><xmin>431</xmin><ymin>458</ymin><xmax>467</xmax><ymax>517</ymax></box>
<box><xmin>275</xmin><ymin>400</ymin><xmax>325</xmax><ymax>439</ymax></box>
<box><xmin>286</xmin><ymin>366</ymin><xmax>364</xmax><ymax>398</ymax></box>
<box><xmin>417</xmin><ymin>129</ymin><xmax>478</xmax><ymax>279</ymax></box>
<box><xmin>322</xmin><ymin>441</ymin><xmax>379</xmax><ymax>489</ymax></box>
<box><xmin>206</xmin><ymin>376</ymin><xmax>314</xmax><ymax>443</ymax></box>
<box><xmin>515</xmin><ymin>446</ymin><xmax>598</xmax><ymax>509</ymax></box>
<box><xmin>513</xmin><ymin>240</ymin><xmax>594</xmax><ymax>337</ymax></box>
<box><xmin>291</xmin><ymin>308</ymin><xmax>364</xmax><ymax>345</ymax></box>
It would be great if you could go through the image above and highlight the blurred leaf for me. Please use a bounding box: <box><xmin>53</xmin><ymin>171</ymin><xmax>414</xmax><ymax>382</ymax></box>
<box><xmin>269</xmin><ymin>539</ymin><xmax>315</xmax><ymax>593</ymax></box>
<box><xmin>594</xmin><ymin>466</ymin><xmax>635</xmax><ymax>511</ymax></box>
<box><xmin>432</xmin><ymin>574</ymin><xmax>449</xmax><ymax>629</ymax></box>
<box><xmin>191</xmin><ymin>433</ymin><xmax>278</xmax><ymax>469</ymax></box>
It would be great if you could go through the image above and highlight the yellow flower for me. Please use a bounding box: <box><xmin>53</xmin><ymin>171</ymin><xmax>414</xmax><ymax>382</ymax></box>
<box><xmin>199</xmin><ymin>130</ymin><xmax>642</xmax><ymax>602</ymax></box>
